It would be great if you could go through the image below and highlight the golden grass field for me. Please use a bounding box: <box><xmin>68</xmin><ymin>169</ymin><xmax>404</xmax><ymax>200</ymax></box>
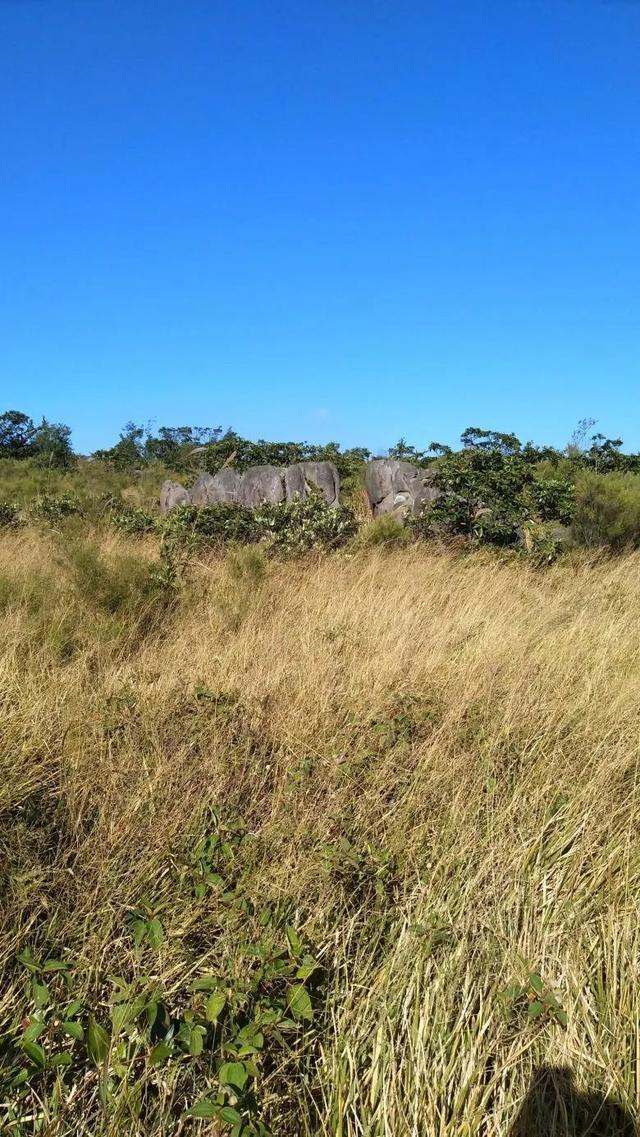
<box><xmin>1</xmin><ymin>527</ymin><xmax>639</xmax><ymax>1134</ymax></box>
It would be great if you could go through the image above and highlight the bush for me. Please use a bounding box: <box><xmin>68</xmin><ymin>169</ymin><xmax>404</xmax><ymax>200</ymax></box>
<box><xmin>160</xmin><ymin>497</ymin><xmax>357</xmax><ymax>556</ymax></box>
<box><xmin>0</xmin><ymin>501</ymin><xmax>20</xmax><ymax>527</ymax></box>
<box><xmin>255</xmin><ymin>495</ymin><xmax>358</xmax><ymax>554</ymax></box>
<box><xmin>29</xmin><ymin>494</ymin><xmax>83</xmax><ymax>523</ymax></box>
<box><xmin>572</xmin><ymin>471</ymin><xmax>640</xmax><ymax>550</ymax></box>
<box><xmin>160</xmin><ymin>503</ymin><xmax>262</xmax><ymax>546</ymax></box>
<box><xmin>110</xmin><ymin>505</ymin><xmax>157</xmax><ymax>536</ymax></box>
<box><xmin>524</xmin><ymin>478</ymin><xmax>575</xmax><ymax>525</ymax></box>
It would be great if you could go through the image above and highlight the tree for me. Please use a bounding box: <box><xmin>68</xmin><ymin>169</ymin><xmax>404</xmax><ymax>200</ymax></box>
<box><xmin>93</xmin><ymin>421</ymin><xmax>145</xmax><ymax>468</ymax></box>
<box><xmin>31</xmin><ymin>419</ymin><xmax>74</xmax><ymax>468</ymax></box>
<box><xmin>460</xmin><ymin>427</ymin><xmax>522</xmax><ymax>455</ymax></box>
<box><xmin>0</xmin><ymin>410</ymin><xmax>37</xmax><ymax>458</ymax></box>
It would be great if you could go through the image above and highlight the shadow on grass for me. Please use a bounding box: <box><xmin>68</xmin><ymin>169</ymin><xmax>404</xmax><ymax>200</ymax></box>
<box><xmin>509</xmin><ymin>1066</ymin><xmax>636</xmax><ymax>1136</ymax></box>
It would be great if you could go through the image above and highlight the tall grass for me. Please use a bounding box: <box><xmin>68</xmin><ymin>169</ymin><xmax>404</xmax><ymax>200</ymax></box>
<box><xmin>1</xmin><ymin>527</ymin><xmax>639</xmax><ymax>1134</ymax></box>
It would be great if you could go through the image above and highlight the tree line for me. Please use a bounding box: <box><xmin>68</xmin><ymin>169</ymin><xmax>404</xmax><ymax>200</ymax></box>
<box><xmin>1</xmin><ymin>409</ymin><xmax>637</xmax><ymax>476</ymax></box>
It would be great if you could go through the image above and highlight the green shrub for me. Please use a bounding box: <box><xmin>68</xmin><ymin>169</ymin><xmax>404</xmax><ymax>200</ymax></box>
<box><xmin>524</xmin><ymin>478</ymin><xmax>575</xmax><ymax>524</ymax></box>
<box><xmin>29</xmin><ymin>494</ymin><xmax>83</xmax><ymax>523</ymax></box>
<box><xmin>0</xmin><ymin>501</ymin><xmax>20</xmax><ymax>527</ymax></box>
<box><xmin>255</xmin><ymin>495</ymin><xmax>357</xmax><ymax>554</ymax></box>
<box><xmin>572</xmin><ymin>471</ymin><xmax>640</xmax><ymax>550</ymax></box>
<box><xmin>160</xmin><ymin>503</ymin><xmax>261</xmax><ymax>547</ymax></box>
<box><xmin>110</xmin><ymin>505</ymin><xmax>157</xmax><ymax>536</ymax></box>
<box><xmin>160</xmin><ymin>497</ymin><xmax>357</xmax><ymax>556</ymax></box>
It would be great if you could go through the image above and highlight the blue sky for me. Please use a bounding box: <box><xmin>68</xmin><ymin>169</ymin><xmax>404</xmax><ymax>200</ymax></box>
<box><xmin>2</xmin><ymin>0</ymin><xmax>640</xmax><ymax>455</ymax></box>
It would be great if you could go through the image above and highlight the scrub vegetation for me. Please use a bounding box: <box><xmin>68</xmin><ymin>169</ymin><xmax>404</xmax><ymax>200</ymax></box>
<box><xmin>1</xmin><ymin>412</ymin><xmax>640</xmax><ymax>1134</ymax></box>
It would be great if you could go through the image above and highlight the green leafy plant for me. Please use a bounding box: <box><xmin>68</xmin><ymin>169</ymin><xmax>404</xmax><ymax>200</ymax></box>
<box><xmin>497</xmin><ymin>971</ymin><xmax>568</xmax><ymax>1028</ymax></box>
<box><xmin>0</xmin><ymin>500</ymin><xmax>20</xmax><ymax>526</ymax></box>
<box><xmin>28</xmin><ymin>494</ymin><xmax>83</xmax><ymax>523</ymax></box>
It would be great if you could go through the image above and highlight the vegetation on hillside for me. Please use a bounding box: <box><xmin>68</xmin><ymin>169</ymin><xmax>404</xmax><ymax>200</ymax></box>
<box><xmin>5</xmin><ymin>408</ymin><xmax>640</xmax><ymax>557</ymax></box>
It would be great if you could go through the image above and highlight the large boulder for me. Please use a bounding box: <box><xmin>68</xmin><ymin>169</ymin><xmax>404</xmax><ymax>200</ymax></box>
<box><xmin>189</xmin><ymin>472</ymin><xmax>216</xmax><ymax>506</ymax></box>
<box><xmin>284</xmin><ymin>460</ymin><xmax>340</xmax><ymax>506</ymax></box>
<box><xmin>190</xmin><ymin>468</ymin><xmax>242</xmax><ymax>505</ymax></box>
<box><xmin>160</xmin><ymin>480</ymin><xmax>191</xmax><ymax>513</ymax></box>
<box><xmin>240</xmin><ymin>465</ymin><xmax>286</xmax><ymax>507</ymax></box>
<box><xmin>365</xmin><ymin>460</ymin><xmax>438</xmax><ymax>518</ymax></box>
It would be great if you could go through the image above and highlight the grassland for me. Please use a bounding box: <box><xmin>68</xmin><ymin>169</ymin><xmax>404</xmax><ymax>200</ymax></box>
<box><xmin>1</xmin><ymin>515</ymin><xmax>639</xmax><ymax>1134</ymax></box>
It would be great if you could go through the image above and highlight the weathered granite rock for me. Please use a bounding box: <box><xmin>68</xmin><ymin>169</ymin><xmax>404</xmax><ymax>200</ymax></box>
<box><xmin>240</xmin><ymin>465</ymin><xmax>286</xmax><ymax>507</ymax></box>
<box><xmin>161</xmin><ymin>461</ymin><xmax>343</xmax><ymax>512</ymax></box>
<box><xmin>284</xmin><ymin>461</ymin><xmax>340</xmax><ymax>506</ymax></box>
<box><xmin>211</xmin><ymin>467</ymin><xmax>243</xmax><ymax>503</ymax></box>
<box><xmin>160</xmin><ymin>480</ymin><xmax>191</xmax><ymax>513</ymax></box>
<box><xmin>190</xmin><ymin>469</ymin><xmax>243</xmax><ymax>505</ymax></box>
<box><xmin>365</xmin><ymin>459</ymin><xmax>438</xmax><ymax>517</ymax></box>
<box><xmin>189</xmin><ymin>472</ymin><xmax>217</xmax><ymax>506</ymax></box>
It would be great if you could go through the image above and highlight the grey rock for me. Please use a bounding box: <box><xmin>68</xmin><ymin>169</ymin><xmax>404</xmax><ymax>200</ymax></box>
<box><xmin>160</xmin><ymin>480</ymin><xmax>191</xmax><ymax>513</ymax></box>
<box><xmin>240</xmin><ymin>465</ymin><xmax>286</xmax><ymax>507</ymax></box>
<box><xmin>284</xmin><ymin>461</ymin><xmax>340</xmax><ymax>506</ymax></box>
<box><xmin>365</xmin><ymin>459</ymin><xmax>438</xmax><ymax>518</ymax></box>
<box><xmin>210</xmin><ymin>467</ymin><xmax>243</xmax><ymax>503</ymax></box>
<box><xmin>189</xmin><ymin>472</ymin><xmax>217</xmax><ymax>506</ymax></box>
<box><xmin>190</xmin><ymin>467</ymin><xmax>243</xmax><ymax>505</ymax></box>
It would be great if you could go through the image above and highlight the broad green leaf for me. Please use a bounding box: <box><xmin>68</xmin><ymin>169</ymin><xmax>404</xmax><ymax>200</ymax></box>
<box><xmin>205</xmin><ymin>991</ymin><xmax>226</xmax><ymax>1022</ymax></box>
<box><xmin>87</xmin><ymin>1016</ymin><xmax>110</xmax><ymax>1065</ymax></box>
<box><xmin>219</xmin><ymin>1061</ymin><xmax>248</xmax><ymax>1091</ymax></box>
<box><xmin>62</xmin><ymin>1020</ymin><xmax>84</xmax><ymax>1041</ymax></box>
<box><xmin>147</xmin><ymin>918</ymin><xmax>164</xmax><ymax>949</ymax></box>
<box><xmin>22</xmin><ymin>1019</ymin><xmax>46</xmax><ymax>1044</ymax></box>
<box><xmin>527</xmin><ymin>1000</ymin><xmax>544</xmax><ymax>1019</ymax></box>
<box><xmin>50</xmin><ymin>1050</ymin><xmax>72</xmax><ymax>1067</ymax></box>
<box><xmin>219</xmin><ymin>1106</ymin><xmax>243</xmax><ymax>1125</ymax></box>
<box><xmin>65</xmin><ymin>999</ymin><xmax>83</xmax><ymax>1018</ymax></box>
<box><xmin>184</xmin><ymin>1098</ymin><xmax>218</xmax><ymax>1119</ymax></box>
<box><xmin>22</xmin><ymin>1040</ymin><xmax>46</xmax><ymax>1068</ymax></box>
<box><xmin>193</xmin><ymin>975</ymin><xmax>218</xmax><ymax>992</ymax></box>
<box><xmin>31</xmin><ymin>980</ymin><xmax>50</xmax><ymax>1009</ymax></box>
<box><xmin>17</xmin><ymin>948</ymin><xmax>39</xmax><ymax>973</ymax></box>
<box><xmin>528</xmin><ymin>974</ymin><xmax>544</xmax><ymax>995</ymax></box>
<box><xmin>189</xmin><ymin>1027</ymin><xmax>205</xmax><ymax>1057</ymax></box>
<box><xmin>286</xmin><ymin>926</ymin><xmax>302</xmax><ymax>957</ymax></box>
<box><xmin>288</xmin><ymin>984</ymin><xmax>313</xmax><ymax>1022</ymax></box>
<box><xmin>149</xmin><ymin>1041</ymin><xmax>173</xmax><ymax>1066</ymax></box>
<box><xmin>42</xmin><ymin>959</ymin><xmax>70</xmax><ymax>973</ymax></box>
<box><xmin>555</xmin><ymin>1008</ymin><xmax>569</xmax><ymax>1028</ymax></box>
<box><xmin>296</xmin><ymin>955</ymin><xmax>318</xmax><ymax>980</ymax></box>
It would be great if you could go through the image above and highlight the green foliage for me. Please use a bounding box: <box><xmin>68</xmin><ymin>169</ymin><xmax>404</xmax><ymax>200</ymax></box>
<box><xmin>28</xmin><ymin>494</ymin><xmax>83</xmax><ymax>523</ymax></box>
<box><xmin>523</xmin><ymin>478</ymin><xmax>575</xmax><ymax>525</ymax></box>
<box><xmin>497</xmin><ymin>972</ymin><xmax>568</xmax><ymax>1029</ymax></box>
<box><xmin>572</xmin><ymin>470</ymin><xmax>640</xmax><ymax>550</ymax></box>
<box><xmin>109</xmin><ymin>505</ymin><xmax>157</xmax><ymax>536</ymax></box>
<box><xmin>0</xmin><ymin>501</ymin><xmax>20</xmax><ymax>527</ymax></box>
<box><xmin>254</xmin><ymin>495</ymin><xmax>357</xmax><ymax>554</ymax></box>
<box><xmin>409</xmin><ymin>449</ymin><xmax>575</xmax><ymax>548</ymax></box>
<box><xmin>160</xmin><ymin>496</ymin><xmax>357</xmax><ymax>557</ymax></box>
<box><xmin>0</xmin><ymin>410</ymin><xmax>74</xmax><ymax>467</ymax></box>
<box><xmin>1</xmin><ymin>807</ymin><xmax>322</xmax><ymax>1137</ymax></box>
<box><xmin>30</xmin><ymin>420</ymin><xmax>74</xmax><ymax>468</ymax></box>
<box><xmin>161</xmin><ymin>503</ymin><xmax>262</xmax><ymax>547</ymax></box>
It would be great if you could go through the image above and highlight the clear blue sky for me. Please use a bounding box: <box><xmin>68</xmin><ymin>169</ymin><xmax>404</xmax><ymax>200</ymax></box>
<box><xmin>2</xmin><ymin>0</ymin><xmax>640</xmax><ymax>455</ymax></box>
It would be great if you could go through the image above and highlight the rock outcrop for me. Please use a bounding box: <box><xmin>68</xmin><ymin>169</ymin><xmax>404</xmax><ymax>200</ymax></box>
<box><xmin>160</xmin><ymin>460</ymin><xmax>341</xmax><ymax>512</ymax></box>
<box><xmin>365</xmin><ymin>459</ymin><xmax>439</xmax><ymax>517</ymax></box>
<box><xmin>160</xmin><ymin>480</ymin><xmax>191</xmax><ymax>513</ymax></box>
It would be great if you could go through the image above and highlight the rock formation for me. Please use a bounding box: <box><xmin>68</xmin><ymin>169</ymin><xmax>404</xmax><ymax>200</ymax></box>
<box><xmin>160</xmin><ymin>460</ymin><xmax>341</xmax><ymax>513</ymax></box>
<box><xmin>365</xmin><ymin>459</ymin><xmax>439</xmax><ymax>517</ymax></box>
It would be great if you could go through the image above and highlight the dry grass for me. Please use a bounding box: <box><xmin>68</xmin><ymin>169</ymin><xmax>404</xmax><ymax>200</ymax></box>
<box><xmin>1</xmin><ymin>527</ymin><xmax>640</xmax><ymax>1134</ymax></box>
